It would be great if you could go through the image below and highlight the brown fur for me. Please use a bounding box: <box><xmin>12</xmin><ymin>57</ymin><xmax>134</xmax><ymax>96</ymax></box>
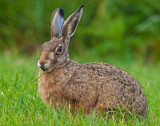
<box><xmin>38</xmin><ymin>5</ymin><xmax>148</xmax><ymax>116</ymax></box>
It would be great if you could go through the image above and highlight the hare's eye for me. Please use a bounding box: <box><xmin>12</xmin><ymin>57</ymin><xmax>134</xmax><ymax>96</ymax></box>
<box><xmin>56</xmin><ymin>46</ymin><xmax>63</xmax><ymax>54</ymax></box>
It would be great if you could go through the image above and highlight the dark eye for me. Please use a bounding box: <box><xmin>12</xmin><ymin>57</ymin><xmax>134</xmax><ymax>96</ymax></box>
<box><xmin>57</xmin><ymin>46</ymin><xmax>63</xmax><ymax>54</ymax></box>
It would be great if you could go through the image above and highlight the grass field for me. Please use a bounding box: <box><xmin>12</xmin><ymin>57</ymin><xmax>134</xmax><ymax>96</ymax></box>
<box><xmin>0</xmin><ymin>53</ymin><xmax>160</xmax><ymax>126</ymax></box>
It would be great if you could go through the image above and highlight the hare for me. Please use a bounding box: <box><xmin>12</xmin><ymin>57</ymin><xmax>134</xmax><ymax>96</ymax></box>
<box><xmin>38</xmin><ymin>5</ymin><xmax>147</xmax><ymax>116</ymax></box>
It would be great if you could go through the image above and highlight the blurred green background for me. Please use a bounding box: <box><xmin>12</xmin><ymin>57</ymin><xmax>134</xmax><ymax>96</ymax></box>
<box><xmin>0</xmin><ymin>1</ymin><xmax>160</xmax><ymax>124</ymax></box>
<box><xmin>0</xmin><ymin>0</ymin><xmax>160</xmax><ymax>63</ymax></box>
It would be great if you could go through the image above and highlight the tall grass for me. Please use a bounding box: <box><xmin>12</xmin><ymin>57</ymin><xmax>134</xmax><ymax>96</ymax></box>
<box><xmin>0</xmin><ymin>53</ymin><xmax>160</xmax><ymax>125</ymax></box>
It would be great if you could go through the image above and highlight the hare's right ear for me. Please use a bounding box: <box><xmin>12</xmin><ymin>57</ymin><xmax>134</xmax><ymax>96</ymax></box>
<box><xmin>61</xmin><ymin>5</ymin><xmax>84</xmax><ymax>40</ymax></box>
<box><xmin>51</xmin><ymin>8</ymin><xmax>64</xmax><ymax>39</ymax></box>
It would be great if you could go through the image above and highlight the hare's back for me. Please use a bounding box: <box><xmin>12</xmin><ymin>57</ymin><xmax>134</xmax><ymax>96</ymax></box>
<box><xmin>69</xmin><ymin>62</ymin><xmax>147</xmax><ymax>115</ymax></box>
<box><xmin>72</xmin><ymin>62</ymin><xmax>144</xmax><ymax>96</ymax></box>
<box><xmin>76</xmin><ymin>62</ymin><xmax>139</xmax><ymax>85</ymax></box>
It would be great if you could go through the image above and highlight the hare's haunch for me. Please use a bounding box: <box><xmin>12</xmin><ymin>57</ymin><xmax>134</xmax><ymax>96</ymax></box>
<box><xmin>38</xmin><ymin>5</ymin><xmax>147</xmax><ymax>116</ymax></box>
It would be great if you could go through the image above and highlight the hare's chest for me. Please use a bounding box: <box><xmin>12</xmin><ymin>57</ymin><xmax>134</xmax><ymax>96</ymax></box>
<box><xmin>38</xmin><ymin>71</ymin><xmax>72</xmax><ymax>105</ymax></box>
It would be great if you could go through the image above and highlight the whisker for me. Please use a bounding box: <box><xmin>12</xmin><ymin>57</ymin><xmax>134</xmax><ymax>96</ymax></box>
<box><xmin>31</xmin><ymin>70</ymin><xmax>45</xmax><ymax>83</ymax></box>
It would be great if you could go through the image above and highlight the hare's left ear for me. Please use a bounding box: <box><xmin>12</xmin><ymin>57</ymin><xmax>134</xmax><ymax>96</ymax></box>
<box><xmin>61</xmin><ymin>5</ymin><xmax>84</xmax><ymax>40</ymax></box>
<box><xmin>51</xmin><ymin>8</ymin><xmax>64</xmax><ymax>39</ymax></box>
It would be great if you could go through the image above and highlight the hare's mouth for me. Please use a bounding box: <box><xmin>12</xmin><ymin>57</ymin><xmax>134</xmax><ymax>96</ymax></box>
<box><xmin>41</xmin><ymin>67</ymin><xmax>47</xmax><ymax>71</ymax></box>
<box><xmin>37</xmin><ymin>60</ymin><xmax>52</xmax><ymax>72</ymax></box>
<box><xmin>40</xmin><ymin>66</ymin><xmax>53</xmax><ymax>73</ymax></box>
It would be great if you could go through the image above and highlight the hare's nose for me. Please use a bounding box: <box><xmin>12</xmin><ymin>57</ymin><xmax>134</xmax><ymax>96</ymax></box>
<box><xmin>41</xmin><ymin>64</ymin><xmax>47</xmax><ymax>71</ymax></box>
<box><xmin>37</xmin><ymin>61</ymin><xmax>48</xmax><ymax>71</ymax></box>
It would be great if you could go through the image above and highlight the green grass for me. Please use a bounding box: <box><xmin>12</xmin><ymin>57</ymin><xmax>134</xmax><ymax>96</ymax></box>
<box><xmin>0</xmin><ymin>53</ymin><xmax>160</xmax><ymax>126</ymax></box>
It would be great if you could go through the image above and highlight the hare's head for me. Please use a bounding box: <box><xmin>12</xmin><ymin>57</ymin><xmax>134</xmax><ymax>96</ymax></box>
<box><xmin>38</xmin><ymin>5</ymin><xmax>84</xmax><ymax>72</ymax></box>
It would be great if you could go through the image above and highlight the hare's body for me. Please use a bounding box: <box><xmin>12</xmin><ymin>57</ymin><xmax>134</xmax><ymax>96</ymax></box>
<box><xmin>39</xmin><ymin>60</ymin><xmax>147</xmax><ymax>116</ymax></box>
<box><xmin>38</xmin><ymin>5</ymin><xmax>147</xmax><ymax>117</ymax></box>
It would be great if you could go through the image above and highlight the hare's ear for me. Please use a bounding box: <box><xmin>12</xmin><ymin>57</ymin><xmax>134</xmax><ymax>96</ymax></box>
<box><xmin>51</xmin><ymin>8</ymin><xmax>64</xmax><ymax>39</ymax></box>
<box><xmin>61</xmin><ymin>5</ymin><xmax>84</xmax><ymax>39</ymax></box>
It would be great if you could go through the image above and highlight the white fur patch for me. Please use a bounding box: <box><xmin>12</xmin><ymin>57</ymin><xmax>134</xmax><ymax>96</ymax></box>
<box><xmin>50</xmin><ymin>52</ymin><xmax>55</xmax><ymax>60</ymax></box>
<box><xmin>44</xmin><ymin>61</ymin><xmax>51</xmax><ymax>69</ymax></box>
<box><xmin>37</xmin><ymin>61</ymin><xmax>41</xmax><ymax>68</ymax></box>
